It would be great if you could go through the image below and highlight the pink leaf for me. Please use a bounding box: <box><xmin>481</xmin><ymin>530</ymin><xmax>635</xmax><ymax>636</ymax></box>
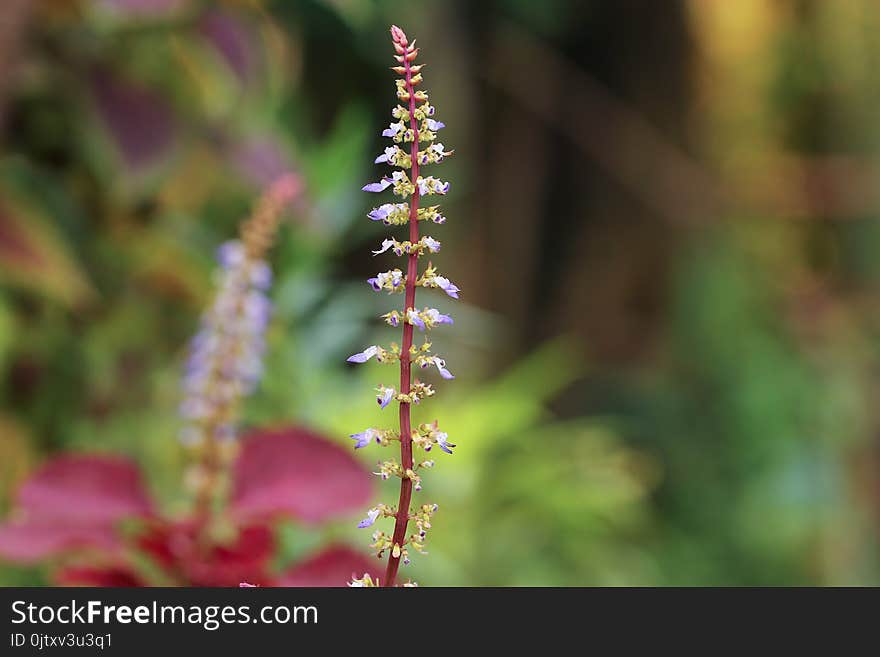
<box><xmin>17</xmin><ymin>454</ymin><xmax>154</xmax><ymax>523</ymax></box>
<box><xmin>230</xmin><ymin>427</ymin><xmax>372</xmax><ymax>524</ymax></box>
<box><xmin>0</xmin><ymin>454</ymin><xmax>153</xmax><ymax>563</ymax></box>
<box><xmin>277</xmin><ymin>545</ymin><xmax>380</xmax><ymax>587</ymax></box>
<box><xmin>0</xmin><ymin>520</ymin><xmax>121</xmax><ymax>562</ymax></box>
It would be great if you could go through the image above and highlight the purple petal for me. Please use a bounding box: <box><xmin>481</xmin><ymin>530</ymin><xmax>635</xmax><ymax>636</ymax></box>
<box><xmin>368</xmin><ymin>205</ymin><xmax>391</xmax><ymax>222</ymax></box>
<box><xmin>217</xmin><ymin>240</ymin><xmax>245</xmax><ymax>268</ymax></box>
<box><xmin>357</xmin><ymin>509</ymin><xmax>380</xmax><ymax>528</ymax></box>
<box><xmin>362</xmin><ymin>178</ymin><xmax>391</xmax><ymax>193</ymax></box>
<box><xmin>436</xmin><ymin>433</ymin><xmax>455</xmax><ymax>454</ymax></box>
<box><xmin>435</xmin><ymin>276</ymin><xmax>460</xmax><ymax>299</ymax></box>
<box><xmin>434</xmin><ymin>358</ymin><xmax>455</xmax><ymax>379</ymax></box>
<box><xmin>382</xmin><ymin>123</ymin><xmax>403</xmax><ymax>138</ymax></box>
<box><xmin>367</xmin><ymin>278</ymin><xmax>381</xmax><ymax>292</ymax></box>
<box><xmin>349</xmin><ymin>432</ymin><xmax>370</xmax><ymax>449</ymax></box>
<box><xmin>372</xmin><ymin>239</ymin><xmax>395</xmax><ymax>256</ymax></box>
<box><xmin>250</xmin><ymin>262</ymin><xmax>272</xmax><ymax>290</ymax></box>
<box><xmin>347</xmin><ymin>346</ymin><xmax>378</xmax><ymax>364</ymax></box>
<box><xmin>377</xmin><ymin>388</ymin><xmax>394</xmax><ymax>409</ymax></box>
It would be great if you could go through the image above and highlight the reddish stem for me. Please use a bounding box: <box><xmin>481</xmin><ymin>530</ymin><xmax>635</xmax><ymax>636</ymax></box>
<box><xmin>384</xmin><ymin>50</ymin><xmax>420</xmax><ymax>587</ymax></box>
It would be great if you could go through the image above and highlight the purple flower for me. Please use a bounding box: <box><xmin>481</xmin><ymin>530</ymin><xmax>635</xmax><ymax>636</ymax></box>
<box><xmin>426</xmin><ymin>308</ymin><xmax>453</xmax><ymax>326</ymax></box>
<box><xmin>217</xmin><ymin>240</ymin><xmax>245</xmax><ymax>269</ymax></box>
<box><xmin>425</xmin><ymin>119</ymin><xmax>445</xmax><ymax>131</ymax></box>
<box><xmin>422</xmin><ymin>236</ymin><xmax>441</xmax><ymax>253</ymax></box>
<box><xmin>250</xmin><ymin>262</ymin><xmax>272</xmax><ymax>290</ymax></box>
<box><xmin>244</xmin><ymin>291</ymin><xmax>272</xmax><ymax>329</ymax></box>
<box><xmin>350</xmin><ymin>428</ymin><xmax>379</xmax><ymax>449</ymax></box>
<box><xmin>362</xmin><ymin>177</ymin><xmax>392</xmax><ymax>193</ymax></box>
<box><xmin>375</xmin><ymin>146</ymin><xmax>398</xmax><ymax>164</ymax></box>
<box><xmin>373</xmin><ymin>239</ymin><xmax>396</xmax><ymax>256</ymax></box>
<box><xmin>368</xmin><ymin>270</ymin><xmax>404</xmax><ymax>292</ymax></box>
<box><xmin>382</xmin><ymin>122</ymin><xmax>403</xmax><ymax>138</ymax></box>
<box><xmin>407</xmin><ymin>308</ymin><xmax>426</xmax><ymax>331</ymax></box>
<box><xmin>377</xmin><ymin>387</ymin><xmax>395</xmax><ymax>409</ymax></box>
<box><xmin>357</xmin><ymin>508</ymin><xmax>381</xmax><ymax>528</ymax></box>
<box><xmin>388</xmin><ymin>313</ymin><xmax>399</xmax><ymax>327</ymax></box>
<box><xmin>434</xmin><ymin>358</ymin><xmax>455</xmax><ymax>380</ymax></box>
<box><xmin>368</xmin><ymin>203</ymin><xmax>394</xmax><ymax>222</ymax></box>
<box><xmin>416</xmin><ymin>176</ymin><xmax>449</xmax><ymax>196</ymax></box>
<box><xmin>433</xmin><ymin>276</ymin><xmax>460</xmax><ymax>299</ymax></box>
<box><xmin>435</xmin><ymin>432</ymin><xmax>455</xmax><ymax>454</ymax></box>
<box><xmin>347</xmin><ymin>345</ymin><xmax>378</xmax><ymax>363</ymax></box>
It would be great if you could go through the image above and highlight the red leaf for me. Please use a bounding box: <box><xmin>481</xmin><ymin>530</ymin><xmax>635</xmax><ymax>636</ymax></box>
<box><xmin>17</xmin><ymin>454</ymin><xmax>154</xmax><ymax>523</ymax></box>
<box><xmin>276</xmin><ymin>545</ymin><xmax>380</xmax><ymax>587</ymax></box>
<box><xmin>230</xmin><ymin>427</ymin><xmax>372</xmax><ymax>524</ymax></box>
<box><xmin>55</xmin><ymin>565</ymin><xmax>145</xmax><ymax>587</ymax></box>
<box><xmin>137</xmin><ymin>520</ymin><xmax>276</xmax><ymax>587</ymax></box>
<box><xmin>0</xmin><ymin>520</ymin><xmax>120</xmax><ymax>562</ymax></box>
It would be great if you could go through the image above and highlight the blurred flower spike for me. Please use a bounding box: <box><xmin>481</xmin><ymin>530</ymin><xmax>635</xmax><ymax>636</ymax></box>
<box><xmin>180</xmin><ymin>173</ymin><xmax>301</xmax><ymax>520</ymax></box>
<box><xmin>348</xmin><ymin>25</ymin><xmax>458</xmax><ymax>587</ymax></box>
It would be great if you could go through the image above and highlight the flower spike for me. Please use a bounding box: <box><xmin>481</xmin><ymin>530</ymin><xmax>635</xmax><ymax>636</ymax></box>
<box><xmin>181</xmin><ymin>174</ymin><xmax>300</xmax><ymax>520</ymax></box>
<box><xmin>348</xmin><ymin>26</ymin><xmax>458</xmax><ymax>587</ymax></box>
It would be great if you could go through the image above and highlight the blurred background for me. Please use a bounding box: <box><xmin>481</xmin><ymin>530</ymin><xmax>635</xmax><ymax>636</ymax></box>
<box><xmin>2</xmin><ymin>0</ymin><xmax>880</xmax><ymax>586</ymax></box>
